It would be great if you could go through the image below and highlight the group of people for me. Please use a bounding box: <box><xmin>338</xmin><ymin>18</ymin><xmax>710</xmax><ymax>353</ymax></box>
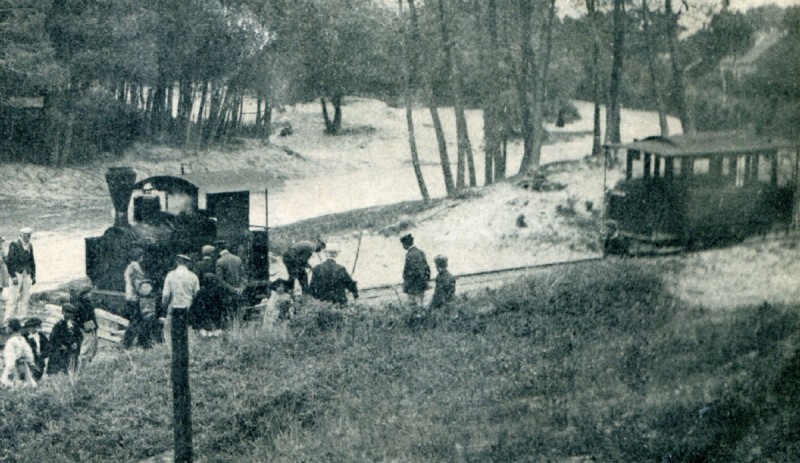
<box><xmin>0</xmin><ymin>224</ymin><xmax>457</xmax><ymax>376</ymax></box>
<box><xmin>1</xmin><ymin>298</ymin><xmax>95</xmax><ymax>388</ymax></box>
<box><xmin>122</xmin><ymin>242</ymin><xmax>248</xmax><ymax>349</ymax></box>
<box><xmin>274</xmin><ymin>232</ymin><xmax>456</xmax><ymax>314</ymax></box>
<box><xmin>0</xmin><ymin>227</ymin><xmax>101</xmax><ymax>387</ymax></box>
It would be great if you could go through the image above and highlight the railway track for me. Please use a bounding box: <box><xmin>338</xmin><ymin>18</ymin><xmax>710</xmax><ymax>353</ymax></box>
<box><xmin>357</xmin><ymin>256</ymin><xmax>604</xmax><ymax>306</ymax></box>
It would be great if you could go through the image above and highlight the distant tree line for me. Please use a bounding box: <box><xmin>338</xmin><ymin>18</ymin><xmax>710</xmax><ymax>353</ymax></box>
<box><xmin>0</xmin><ymin>0</ymin><xmax>796</xmax><ymax>194</ymax></box>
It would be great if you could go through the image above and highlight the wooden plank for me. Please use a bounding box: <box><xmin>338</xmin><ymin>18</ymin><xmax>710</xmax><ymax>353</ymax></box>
<box><xmin>96</xmin><ymin>308</ymin><xmax>129</xmax><ymax>328</ymax></box>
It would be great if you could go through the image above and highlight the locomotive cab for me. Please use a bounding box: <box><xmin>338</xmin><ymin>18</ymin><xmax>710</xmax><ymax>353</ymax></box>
<box><xmin>86</xmin><ymin>167</ymin><xmax>279</xmax><ymax>314</ymax></box>
<box><xmin>603</xmin><ymin>131</ymin><xmax>799</xmax><ymax>254</ymax></box>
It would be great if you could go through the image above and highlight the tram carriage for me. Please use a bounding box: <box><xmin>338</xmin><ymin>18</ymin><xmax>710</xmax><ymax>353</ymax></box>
<box><xmin>85</xmin><ymin>167</ymin><xmax>278</xmax><ymax>314</ymax></box>
<box><xmin>603</xmin><ymin>131</ymin><xmax>800</xmax><ymax>254</ymax></box>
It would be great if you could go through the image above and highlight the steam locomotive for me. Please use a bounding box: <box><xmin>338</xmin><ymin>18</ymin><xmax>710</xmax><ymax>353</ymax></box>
<box><xmin>85</xmin><ymin>167</ymin><xmax>278</xmax><ymax>314</ymax></box>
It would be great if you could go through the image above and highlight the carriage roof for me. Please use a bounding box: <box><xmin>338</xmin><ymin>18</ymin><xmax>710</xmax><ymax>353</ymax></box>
<box><xmin>607</xmin><ymin>131</ymin><xmax>798</xmax><ymax>158</ymax></box>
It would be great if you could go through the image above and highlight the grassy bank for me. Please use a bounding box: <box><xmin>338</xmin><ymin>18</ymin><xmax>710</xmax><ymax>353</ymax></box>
<box><xmin>1</xmin><ymin>259</ymin><xmax>798</xmax><ymax>462</ymax></box>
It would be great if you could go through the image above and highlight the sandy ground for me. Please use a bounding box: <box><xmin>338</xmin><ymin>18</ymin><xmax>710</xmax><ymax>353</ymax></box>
<box><xmin>0</xmin><ymin>98</ymin><xmax>797</xmax><ymax>311</ymax></box>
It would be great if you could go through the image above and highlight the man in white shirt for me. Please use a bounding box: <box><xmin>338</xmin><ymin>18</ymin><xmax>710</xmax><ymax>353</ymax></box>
<box><xmin>5</xmin><ymin>227</ymin><xmax>36</xmax><ymax>324</ymax></box>
<box><xmin>162</xmin><ymin>254</ymin><xmax>199</xmax><ymax>346</ymax></box>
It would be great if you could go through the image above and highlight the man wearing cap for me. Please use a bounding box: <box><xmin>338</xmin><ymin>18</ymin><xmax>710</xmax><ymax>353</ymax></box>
<box><xmin>309</xmin><ymin>245</ymin><xmax>358</xmax><ymax>306</ymax></box>
<box><xmin>47</xmin><ymin>304</ymin><xmax>83</xmax><ymax>375</ymax></box>
<box><xmin>194</xmin><ymin>245</ymin><xmax>216</xmax><ymax>278</ymax></box>
<box><xmin>162</xmin><ymin>254</ymin><xmax>199</xmax><ymax>345</ymax></box>
<box><xmin>430</xmin><ymin>255</ymin><xmax>456</xmax><ymax>310</ymax></box>
<box><xmin>72</xmin><ymin>286</ymin><xmax>98</xmax><ymax>365</ymax></box>
<box><xmin>216</xmin><ymin>245</ymin><xmax>246</xmax><ymax>320</ymax></box>
<box><xmin>5</xmin><ymin>227</ymin><xmax>36</xmax><ymax>323</ymax></box>
<box><xmin>123</xmin><ymin>247</ymin><xmax>147</xmax><ymax>348</ymax></box>
<box><xmin>400</xmin><ymin>234</ymin><xmax>430</xmax><ymax>309</ymax></box>
<box><xmin>282</xmin><ymin>239</ymin><xmax>325</xmax><ymax>295</ymax></box>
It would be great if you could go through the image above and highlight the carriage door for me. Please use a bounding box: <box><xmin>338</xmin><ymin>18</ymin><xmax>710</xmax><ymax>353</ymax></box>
<box><xmin>207</xmin><ymin>191</ymin><xmax>250</xmax><ymax>241</ymax></box>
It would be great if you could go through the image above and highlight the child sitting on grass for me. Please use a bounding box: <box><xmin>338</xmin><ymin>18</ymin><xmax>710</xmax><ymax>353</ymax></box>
<box><xmin>2</xmin><ymin>318</ymin><xmax>37</xmax><ymax>388</ymax></box>
<box><xmin>262</xmin><ymin>279</ymin><xmax>294</xmax><ymax>328</ymax></box>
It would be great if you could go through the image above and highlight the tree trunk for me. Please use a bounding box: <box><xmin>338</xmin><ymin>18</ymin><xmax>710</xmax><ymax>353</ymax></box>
<box><xmin>607</xmin><ymin>0</ymin><xmax>625</xmax><ymax>145</ymax></box>
<box><xmin>403</xmin><ymin>0</ymin><xmax>430</xmax><ymax>203</ymax></box>
<box><xmin>151</xmin><ymin>80</ymin><xmax>167</xmax><ymax>139</ymax></box>
<box><xmin>482</xmin><ymin>0</ymin><xmax>502</xmax><ymax>185</ymax></box>
<box><xmin>321</xmin><ymin>97</ymin><xmax>334</xmax><ymax>134</ymax></box>
<box><xmin>437</xmin><ymin>0</ymin><xmax>475</xmax><ymax>188</ymax></box>
<box><xmin>430</xmin><ymin>105</ymin><xmax>455</xmax><ymax>195</ymax></box>
<box><xmin>642</xmin><ymin>0</ymin><xmax>669</xmax><ymax>136</ymax></box>
<box><xmin>408</xmin><ymin>0</ymin><xmax>452</xmax><ymax>196</ymax></box>
<box><xmin>529</xmin><ymin>0</ymin><xmax>557</xmax><ymax>172</ymax></box>
<box><xmin>516</xmin><ymin>1</ymin><xmax>537</xmax><ymax>174</ymax></box>
<box><xmin>332</xmin><ymin>93</ymin><xmax>343</xmax><ymax>134</ymax></box>
<box><xmin>263</xmin><ymin>98</ymin><xmax>273</xmax><ymax>140</ymax></box>
<box><xmin>666</xmin><ymin>0</ymin><xmax>694</xmax><ymax>134</ymax></box>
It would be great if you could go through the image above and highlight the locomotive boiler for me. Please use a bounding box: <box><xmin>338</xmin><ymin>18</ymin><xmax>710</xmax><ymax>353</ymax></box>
<box><xmin>86</xmin><ymin>167</ymin><xmax>277</xmax><ymax>314</ymax></box>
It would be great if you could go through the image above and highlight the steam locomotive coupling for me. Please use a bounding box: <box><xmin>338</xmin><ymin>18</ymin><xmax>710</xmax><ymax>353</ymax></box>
<box><xmin>85</xmin><ymin>167</ymin><xmax>278</xmax><ymax>314</ymax></box>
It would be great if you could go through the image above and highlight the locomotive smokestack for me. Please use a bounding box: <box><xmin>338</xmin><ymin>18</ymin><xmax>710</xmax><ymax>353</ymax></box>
<box><xmin>106</xmin><ymin>167</ymin><xmax>136</xmax><ymax>227</ymax></box>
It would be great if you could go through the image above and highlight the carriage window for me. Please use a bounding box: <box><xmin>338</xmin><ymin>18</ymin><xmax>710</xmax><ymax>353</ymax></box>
<box><xmin>693</xmin><ymin>158</ymin><xmax>710</xmax><ymax>175</ymax></box>
<box><xmin>736</xmin><ymin>155</ymin><xmax>746</xmax><ymax>186</ymax></box>
<box><xmin>777</xmin><ymin>151</ymin><xmax>794</xmax><ymax>186</ymax></box>
<box><xmin>757</xmin><ymin>154</ymin><xmax>772</xmax><ymax>183</ymax></box>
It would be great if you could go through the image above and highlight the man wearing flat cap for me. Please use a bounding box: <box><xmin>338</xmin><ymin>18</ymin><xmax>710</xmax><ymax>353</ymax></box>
<box><xmin>400</xmin><ymin>234</ymin><xmax>430</xmax><ymax>309</ymax></box>
<box><xmin>194</xmin><ymin>244</ymin><xmax>216</xmax><ymax>279</ymax></box>
<box><xmin>5</xmin><ymin>227</ymin><xmax>36</xmax><ymax>324</ymax></box>
<box><xmin>309</xmin><ymin>244</ymin><xmax>358</xmax><ymax>305</ymax></box>
<box><xmin>47</xmin><ymin>304</ymin><xmax>83</xmax><ymax>375</ymax></box>
<box><xmin>162</xmin><ymin>254</ymin><xmax>199</xmax><ymax>345</ymax></box>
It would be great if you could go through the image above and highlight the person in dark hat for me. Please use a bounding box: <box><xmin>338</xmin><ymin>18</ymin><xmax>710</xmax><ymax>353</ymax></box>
<box><xmin>24</xmin><ymin>318</ymin><xmax>48</xmax><ymax>381</ymax></box>
<box><xmin>123</xmin><ymin>247</ymin><xmax>148</xmax><ymax>349</ymax></box>
<box><xmin>46</xmin><ymin>304</ymin><xmax>83</xmax><ymax>376</ymax></box>
<box><xmin>191</xmin><ymin>273</ymin><xmax>231</xmax><ymax>337</ymax></box>
<box><xmin>400</xmin><ymin>234</ymin><xmax>430</xmax><ymax>309</ymax></box>
<box><xmin>5</xmin><ymin>227</ymin><xmax>36</xmax><ymax>324</ymax></box>
<box><xmin>308</xmin><ymin>244</ymin><xmax>358</xmax><ymax>306</ymax></box>
<box><xmin>2</xmin><ymin>318</ymin><xmax>37</xmax><ymax>387</ymax></box>
<box><xmin>281</xmin><ymin>239</ymin><xmax>325</xmax><ymax>295</ymax></box>
<box><xmin>162</xmin><ymin>254</ymin><xmax>199</xmax><ymax>346</ymax></box>
<box><xmin>430</xmin><ymin>255</ymin><xmax>456</xmax><ymax>310</ymax></box>
<box><xmin>72</xmin><ymin>285</ymin><xmax>98</xmax><ymax>365</ymax></box>
<box><xmin>194</xmin><ymin>244</ymin><xmax>217</xmax><ymax>278</ymax></box>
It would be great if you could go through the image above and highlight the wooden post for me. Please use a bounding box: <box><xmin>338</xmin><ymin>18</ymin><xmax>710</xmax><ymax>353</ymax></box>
<box><xmin>171</xmin><ymin>307</ymin><xmax>193</xmax><ymax>463</ymax></box>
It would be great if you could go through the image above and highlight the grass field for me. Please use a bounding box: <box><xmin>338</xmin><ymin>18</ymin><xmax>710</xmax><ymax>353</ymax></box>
<box><xmin>1</xmin><ymin>259</ymin><xmax>798</xmax><ymax>462</ymax></box>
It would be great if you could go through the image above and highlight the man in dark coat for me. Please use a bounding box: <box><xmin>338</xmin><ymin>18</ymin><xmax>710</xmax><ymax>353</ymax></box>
<box><xmin>47</xmin><ymin>304</ymin><xmax>83</xmax><ymax>376</ymax></box>
<box><xmin>400</xmin><ymin>234</ymin><xmax>430</xmax><ymax>308</ymax></box>
<box><xmin>5</xmin><ymin>227</ymin><xmax>36</xmax><ymax>323</ymax></box>
<box><xmin>191</xmin><ymin>273</ymin><xmax>232</xmax><ymax>336</ymax></box>
<box><xmin>282</xmin><ymin>239</ymin><xmax>325</xmax><ymax>295</ymax></box>
<box><xmin>194</xmin><ymin>245</ymin><xmax>216</xmax><ymax>279</ymax></box>
<box><xmin>216</xmin><ymin>246</ymin><xmax>245</xmax><ymax>320</ymax></box>
<box><xmin>309</xmin><ymin>245</ymin><xmax>358</xmax><ymax>305</ymax></box>
<box><xmin>430</xmin><ymin>255</ymin><xmax>456</xmax><ymax>310</ymax></box>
